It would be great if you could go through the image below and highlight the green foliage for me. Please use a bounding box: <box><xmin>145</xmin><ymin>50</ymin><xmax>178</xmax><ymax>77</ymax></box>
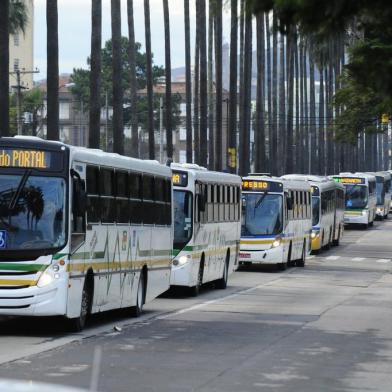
<box><xmin>250</xmin><ymin>0</ymin><xmax>392</xmax><ymax>139</ymax></box>
<box><xmin>9</xmin><ymin>0</ymin><xmax>28</xmax><ymax>35</ymax></box>
<box><xmin>70</xmin><ymin>37</ymin><xmax>179</xmax><ymax>132</ymax></box>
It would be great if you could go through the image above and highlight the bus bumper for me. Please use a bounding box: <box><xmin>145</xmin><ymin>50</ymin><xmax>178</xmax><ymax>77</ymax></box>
<box><xmin>0</xmin><ymin>279</ymin><xmax>67</xmax><ymax>317</ymax></box>
<box><xmin>170</xmin><ymin>254</ymin><xmax>196</xmax><ymax>287</ymax></box>
<box><xmin>344</xmin><ymin>211</ymin><xmax>368</xmax><ymax>225</ymax></box>
<box><xmin>239</xmin><ymin>247</ymin><xmax>283</xmax><ymax>265</ymax></box>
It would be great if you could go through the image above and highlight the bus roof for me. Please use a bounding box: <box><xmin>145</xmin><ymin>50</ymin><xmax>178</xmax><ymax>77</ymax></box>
<box><xmin>242</xmin><ymin>174</ymin><xmax>311</xmax><ymax>192</ymax></box>
<box><xmin>281</xmin><ymin>174</ymin><xmax>344</xmax><ymax>192</ymax></box>
<box><xmin>366</xmin><ymin>171</ymin><xmax>391</xmax><ymax>181</ymax></box>
<box><xmin>336</xmin><ymin>172</ymin><xmax>376</xmax><ymax>182</ymax></box>
<box><xmin>1</xmin><ymin>136</ymin><xmax>171</xmax><ymax>178</ymax></box>
<box><xmin>171</xmin><ymin>163</ymin><xmax>241</xmax><ymax>185</ymax></box>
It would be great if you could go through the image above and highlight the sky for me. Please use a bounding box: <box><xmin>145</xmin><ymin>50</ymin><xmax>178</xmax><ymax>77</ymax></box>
<box><xmin>33</xmin><ymin>0</ymin><xmax>232</xmax><ymax>81</ymax></box>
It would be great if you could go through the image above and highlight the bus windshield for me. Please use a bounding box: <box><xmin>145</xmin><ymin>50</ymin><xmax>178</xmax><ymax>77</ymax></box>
<box><xmin>173</xmin><ymin>190</ymin><xmax>193</xmax><ymax>249</ymax></box>
<box><xmin>376</xmin><ymin>181</ymin><xmax>385</xmax><ymax>205</ymax></box>
<box><xmin>312</xmin><ymin>196</ymin><xmax>320</xmax><ymax>226</ymax></box>
<box><xmin>345</xmin><ymin>184</ymin><xmax>368</xmax><ymax>209</ymax></box>
<box><xmin>241</xmin><ymin>193</ymin><xmax>283</xmax><ymax>236</ymax></box>
<box><xmin>0</xmin><ymin>174</ymin><xmax>66</xmax><ymax>253</ymax></box>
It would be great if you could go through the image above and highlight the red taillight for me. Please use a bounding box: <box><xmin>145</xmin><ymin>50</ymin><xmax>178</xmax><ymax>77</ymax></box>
<box><xmin>239</xmin><ymin>252</ymin><xmax>251</xmax><ymax>259</ymax></box>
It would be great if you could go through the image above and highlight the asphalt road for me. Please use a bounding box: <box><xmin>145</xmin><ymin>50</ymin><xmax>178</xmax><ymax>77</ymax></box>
<box><xmin>0</xmin><ymin>221</ymin><xmax>391</xmax><ymax>391</ymax></box>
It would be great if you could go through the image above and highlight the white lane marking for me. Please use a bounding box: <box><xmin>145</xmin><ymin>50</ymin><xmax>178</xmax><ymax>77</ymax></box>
<box><xmin>376</xmin><ymin>259</ymin><xmax>391</xmax><ymax>263</ymax></box>
<box><xmin>326</xmin><ymin>256</ymin><xmax>340</xmax><ymax>260</ymax></box>
<box><xmin>352</xmin><ymin>257</ymin><xmax>365</xmax><ymax>261</ymax></box>
<box><xmin>157</xmin><ymin>283</ymin><xmax>267</xmax><ymax>320</ymax></box>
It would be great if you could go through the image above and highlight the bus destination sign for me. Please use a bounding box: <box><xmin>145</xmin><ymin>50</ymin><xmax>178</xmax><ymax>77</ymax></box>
<box><xmin>242</xmin><ymin>180</ymin><xmax>283</xmax><ymax>192</ymax></box>
<box><xmin>333</xmin><ymin>177</ymin><xmax>365</xmax><ymax>185</ymax></box>
<box><xmin>172</xmin><ymin>171</ymin><xmax>188</xmax><ymax>187</ymax></box>
<box><xmin>0</xmin><ymin>149</ymin><xmax>51</xmax><ymax>169</ymax></box>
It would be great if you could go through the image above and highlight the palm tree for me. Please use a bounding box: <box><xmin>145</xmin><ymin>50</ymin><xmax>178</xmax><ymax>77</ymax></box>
<box><xmin>238</xmin><ymin>0</ymin><xmax>245</xmax><ymax>171</ymax></box>
<box><xmin>239</xmin><ymin>3</ymin><xmax>252</xmax><ymax>176</ymax></box>
<box><xmin>318</xmin><ymin>67</ymin><xmax>325</xmax><ymax>174</ymax></box>
<box><xmin>302</xmin><ymin>41</ymin><xmax>309</xmax><ymax>173</ymax></box>
<box><xmin>184</xmin><ymin>0</ymin><xmax>192</xmax><ymax>163</ymax></box>
<box><xmin>89</xmin><ymin>0</ymin><xmax>102</xmax><ymax>149</ymax></box>
<box><xmin>111</xmin><ymin>0</ymin><xmax>124</xmax><ymax>155</ymax></box>
<box><xmin>254</xmin><ymin>12</ymin><xmax>265</xmax><ymax>172</ymax></box>
<box><xmin>144</xmin><ymin>0</ymin><xmax>155</xmax><ymax>159</ymax></box>
<box><xmin>199</xmin><ymin>0</ymin><xmax>207</xmax><ymax>167</ymax></box>
<box><xmin>278</xmin><ymin>32</ymin><xmax>286</xmax><ymax>174</ymax></box>
<box><xmin>208</xmin><ymin>0</ymin><xmax>214</xmax><ymax>170</ymax></box>
<box><xmin>228</xmin><ymin>0</ymin><xmax>238</xmax><ymax>173</ymax></box>
<box><xmin>46</xmin><ymin>0</ymin><xmax>59</xmax><ymax>141</ymax></box>
<box><xmin>0</xmin><ymin>1</ymin><xmax>9</xmax><ymax>137</ymax></box>
<box><xmin>127</xmin><ymin>0</ymin><xmax>139</xmax><ymax>157</ymax></box>
<box><xmin>163</xmin><ymin>0</ymin><xmax>172</xmax><ymax>160</ymax></box>
<box><xmin>309</xmin><ymin>51</ymin><xmax>317</xmax><ymax>173</ymax></box>
<box><xmin>265</xmin><ymin>13</ymin><xmax>272</xmax><ymax>173</ymax></box>
<box><xmin>214</xmin><ymin>0</ymin><xmax>223</xmax><ymax>171</ymax></box>
<box><xmin>193</xmin><ymin>1</ymin><xmax>200</xmax><ymax>163</ymax></box>
<box><xmin>271</xmin><ymin>12</ymin><xmax>278</xmax><ymax>175</ymax></box>
<box><xmin>9</xmin><ymin>1</ymin><xmax>28</xmax><ymax>35</ymax></box>
<box><xmin>294</xmin><ymin>34</ymin><xmax>300</xmax><ymax>171</ymax></box>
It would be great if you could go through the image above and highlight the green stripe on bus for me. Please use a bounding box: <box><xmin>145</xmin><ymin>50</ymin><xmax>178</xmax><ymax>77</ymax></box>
<box><xmin>0</xmin><ymin>263</ymin><xmax>47</xmax><ymax>272</ymax></box>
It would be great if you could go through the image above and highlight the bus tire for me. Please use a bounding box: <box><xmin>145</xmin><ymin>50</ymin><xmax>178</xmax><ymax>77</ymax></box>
<box><xmin>130</xmin><ymin>269</ymin><xmax>146</xmax><ymax>317</ymax></box>
<box><xmin>287</xmin><ymin>243</ymin><xmax>293</xmax><ymax>267</ymax></box>
<box><xmin>189</xmin><ymin>256</ymin><xmax>204</xmax><ymax>297</ymax></box>
<box><xmin>278</xmin><ymin>260</ymin><xmax>287</xmax><ymax>271</ymax></box>
<box><xmin>68</xmin><ymin>273</ymin><xmax>93</xmax><ymax>332</ymax></box>
<box><xmin>296</xmin><ymin>241</ymin><xmax>306</xmax><ymax>267</ymax></box>
<box><xmin>216</xmin><ymin>251</ymin><xmax>230</xmax><ymax>290</ymax></box>
<box><xmin>332</xmin><ymin>228</ymin><xmax>340</xmax><ymax>246</ymax></box>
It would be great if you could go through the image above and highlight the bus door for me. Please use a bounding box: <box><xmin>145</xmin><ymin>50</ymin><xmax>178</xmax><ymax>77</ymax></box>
<box><xmin>67</xmin><ymin>163</ymin><xmax>87</xmax><ymax>317</ymax></box>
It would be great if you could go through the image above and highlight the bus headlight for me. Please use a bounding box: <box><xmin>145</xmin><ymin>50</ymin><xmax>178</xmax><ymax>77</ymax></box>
<box><xmin>362</xmin><ymin>210</ymin><xmax>368</xmax><ymax>216</ymax></box>
<box><xmin>37</xmin><ymin>265</ymin><xmax>61</xmax><ymax>288</ymax></box>
<box><xmin>173</xmin><ymin>255</ymin><xmax>191</xmax><ymax>267</ymax></box>
<box><xmin>272</xmin><ymin>238</ymin><xmax>281</xmax><ymax>248</ymax></box>
<box><xmin>377</xmin><ymin>207</ymin><xmax>383</xmax><ymax>214</ymax></box>
<box><xmin>311</xmin><ymin>230</ymin><xmax>320</xmax><ymax>239</ymax></box>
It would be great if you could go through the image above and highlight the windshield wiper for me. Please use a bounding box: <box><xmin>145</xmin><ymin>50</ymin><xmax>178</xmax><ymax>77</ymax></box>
<box><xmin>255</xmin><ymin>191</ymin><xmax>268</xmax><ymax>209</ymax></box>
<box><xmin>8</xmin><ymin>169</ymin><xmax>32</xmax><ymax>211</ymax></box>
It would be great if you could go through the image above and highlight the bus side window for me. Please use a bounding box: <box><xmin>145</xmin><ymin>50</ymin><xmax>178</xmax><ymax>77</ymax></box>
<box><xmin>129</xmin><ymin>173</ymin><xmax>143</xmax><ymax>224</ymax></box>
<box><xmin>100</xmin><ymin>168</ymin><xmax>115</xmax><ymax>223</ymax></box>
<box><xmin>71</xmin><ymin>173</ymin><xmax>87</xmax><ymax>253</ymax></box>
<box><xmin>86</xmin><ymin>165</ymin><xmax>100</xmax><ymax>224</ymax></box>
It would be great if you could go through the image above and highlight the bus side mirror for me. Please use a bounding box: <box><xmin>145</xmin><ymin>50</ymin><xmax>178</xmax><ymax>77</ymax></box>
<box><xmin>198</xmin><ymin>194</ymin><xmax>206</xmax><ymax>212</ymax></box>
<box><xmin>286</xmin><ymin>197</ymin><xmax>293</xmax><ymax>210</ymax></box>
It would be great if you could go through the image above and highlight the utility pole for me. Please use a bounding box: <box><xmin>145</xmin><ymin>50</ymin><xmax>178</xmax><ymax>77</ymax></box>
<box><xmin>10</xmin><ymin>68</ymin><xmax>40</xmax><ymax>135</ymax></box>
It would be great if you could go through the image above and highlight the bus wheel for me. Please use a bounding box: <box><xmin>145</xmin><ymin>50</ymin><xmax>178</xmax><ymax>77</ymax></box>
<box><xmin>287</xmin><ymin>243</ymin><xmax>293</xmax><ymax>267</ymax></box>
<box><xmin>190</xmin><ymin>256</ymin><xmax>204</xmax><ymax>297</ymax></box>
<box><xmin>332</xmin><ymin>229</ymin><xmax>340</xmax><ymax>246</ymax></box>
<box><xmin>216</xmin><ymin>252</ymin><xmax>229</xmax><ymax>289</ymax></box>
<box><xmin>130</xmin><ymin>270</ymin><xmax>145</xmax><ymax>317</ymax></box>
<box><xmin>296</xmin><ymin>242</ymin><xmax>306</xmax><ymax>267</ymax></box>
<box><xmin>278</xmin><ymin>261</ymin><xmax>287</xmax><ymax>271</ymax></box>
<box><xmin>69</xmin><ymin>277</ymin><xmax>92</xmax><ymax>332</ymax></box>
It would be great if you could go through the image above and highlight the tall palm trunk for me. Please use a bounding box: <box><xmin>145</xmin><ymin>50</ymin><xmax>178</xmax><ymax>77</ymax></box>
<box><xmin>127</xmin><ymin>0</ymin><xmax>139</xmax><ymax>157</ymax></box>
<box><xmin>271</xmin><ymin>12</ymin><xmax>278</xmax><ymax>175</ymax></box>
<box><xmin>163</xmin><ymin>0</ymin><xmax>172</xmax><ymax>160</ymax></box>
<box><xmin>239</xmin><ymin>4</ymin><xmax>252</xmax><ymax>176</ymax></box>
<box><xmin>285</xmin><ymin>28</ymin><xmax>294</xmax><ymax>173</ymax></box>
<box><xmin>228</xmin><ymin>0</ymin><xmax>238</xmax><ymax>173</ymax></box>
<box><xmin>255</xmin><ymin>12</ymin><xmax>265</xmax><ymax>172</ymax></box>
<box><xmin>208</xmin><ymin>0</ymin><xmax>214</xmax><ymax>169</ymax></box>
<box><xmin>298</xmin><ymin>39</ymin><xmax>304</xmax><ymax>173</ymax></box>
<box><xmin>144</xmin><ymin>0</ymin><xmax>154</xmax><ymax>159</ymax></box>
<box><xmin>326</xmin><ymin>50</ymin><xmax>334</xmax><ymax>174</ymax></box>
<box><xmin>294</xmin><ymin>35</ymin><xmax>300</xmax><ymax>171</ymax></box>
<box><xmin>266</xmin><ymin>13</ymin><xmax>272</xmax><ymax>173</ymax></box>
<box><xmin>199</xmin><ymin>0</ymin><xmax>207</xmax><ymax>167</ymax></box>
<box><xmin>238</xmin><ymin>0</ymin><xmax>245</xmax><ymax>172</ymax></box>
<box><xmin>47</xmin><ymin>0</ymin><xmax>59</xmax><ymax>141</ymax></box>
<box><xmin>214</xmin><ymin>0</ymin><xmax>223</xmax><ymax>171</ymax></box>
<box><xmin>111</xmin><ymin>0</ymin><xmax>124</xmax><ymax>155</ymax></box>
<box><xmin>193</xmin><ymin>1</ymin><xmax>200</xmax><ymax>164</ymax></box>
<box><xmin>278</xmin><ymin>32</ymin><xmax>285</xmax><ymax>175</ymax></box>
<box><xmin>309</xmin><ymin>53</ymin><xmax>316</xmax><ymax>173</ymax></box>
<box><xmin>0</xmin><ymin>0</ymin><xmax>9</xmax><ymax>137</ymax></box>
<box><xmin>184</xmin><ymin>0</ymin><xmax>192</xmax><ymax>163</ymax></box>
<box><xmin>302</xmin><ymin>41</ymin><xmax>309</xmax><ymax>173</ymax></box>
<box><xmin>89</xmin><ymin>0</ymin><xmax>102</xmax><ymax>149</ymax></box>
<box><xmin>318</xmin><ymin>67</ymin><xmax>325</xmax><ymax>174</ymax></box>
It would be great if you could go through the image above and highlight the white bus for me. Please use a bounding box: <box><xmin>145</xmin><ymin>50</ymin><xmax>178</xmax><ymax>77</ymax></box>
<box><xmin>369</xmin><ymin>172</ymin><xmax>391</xmax><ymax>219</ymax></box>
<box><xmin>239</xmin><ymin>175</ymin><xmax>312</xmax><ymax>270</ymax></box>
<box><xmin>282</xmin><ymin>175</ymin><xmax>345</xmax><ymax>251</ymax></box>
<box><xmin>332</xmin><ymin>173</ymin><xmax>377</xmax><ymax>228</ymax></box>
<box><xmin>171</xmin><ymin>163</ymin><xmax>241</xmax><ymax>296</ymax></box>
<box><xmin>0</xmin><ymin>136</ymin><xmax>173</xmax><ymax>330</ymax></box>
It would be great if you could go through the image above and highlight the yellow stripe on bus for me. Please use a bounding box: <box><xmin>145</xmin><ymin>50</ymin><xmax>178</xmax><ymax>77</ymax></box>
<box><xmin>0</xmin><ymin>279</ymin><xmax>37</xmax><ymax>286</ymax></box>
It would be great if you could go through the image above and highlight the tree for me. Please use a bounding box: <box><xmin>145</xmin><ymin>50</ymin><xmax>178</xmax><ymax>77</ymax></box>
<box><xmin>199</xmin><ymin>0</ymin><xmax>208</xmax><ymax>167</ymax></box>
<box><xmin>193</xmin><ymin>0</ymin><xmax>200</xmax><ymax>164</ymax></box>
<box><xmin>22</xmin><ymin>88</ymin><xmax>44</xmax><ymax>136</ymax></box>
<box><xmin>46</xmin><ymin>0</ymin><xmax>59</xmax><ymax>141</ymax></box>
<box><xmin>278</xmin><ymin>30</ymin><xmax>286</xmax><ymax>174</ymax></box>
<box><xmin>208</xmin><ymin>0</ymin><xmax>214</xmax><ymax>170</ymax></box>
<box><xmin>271</xmin><ymin>12</ymin><xmax>278</xmax><ymax>175</ymax></box>
<box><xmin>111</xmin><ymin>0</ymin><xmax>124</xmax><ymax>155</ymax></box>
<box><xmin>0</xmin><ymin>1</ymin><xmax>9</xmax><ymax>137</ymax></box>
<box><xmin>89</xmin><ymin>0</ymin><xmax>102</xmax><ymax>149</ymax></box>
<box><xmin>265</xmin><ymin>13</ymin><xmax>272</xmax><ymax>174</ymax></box>
<box><xmin>127</xmin><ymin>0</ymin><xmax>139</xmax><ymax>157</ymax></box>
<box><xmin>214</xmin><ymin>0</ymin><xmax>223</xmax><ymax>171</ymax></box>
<box><xmin>144</xmin><ymin>0</ymin><xmax>155</xmax><ymax>159</ymax></box>
<box><xmin>184</xmin><ymin>0</ymin><xmax>192</xmax><ymax>163</ymax></box>
<box><xmin>163</xmin><ymin>0</ymin><xmax>173</xmax><ymax>160</ymax></box>
<box><xmin>9</xmin><ymin>0</ymin><xmax>28</xmax><ymax>35</ymax></box>
<box><xmin>228</xmin><ymin>0</ymin><xmax>238</xmax><ymax>173</ymax></box>
<box><xmin>254</xmin><ymin>12</ymin><xmax>266</xmax><ymax>172</ymax></box>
